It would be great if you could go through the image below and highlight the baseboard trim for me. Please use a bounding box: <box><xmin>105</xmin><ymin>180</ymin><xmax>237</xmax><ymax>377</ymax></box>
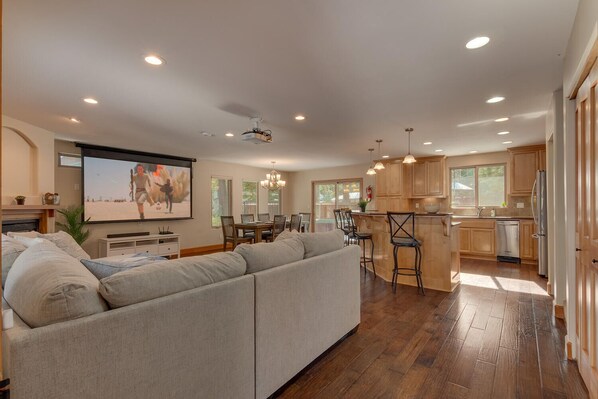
<box><xmin>180</xmin><ymin>244</ymin><xmax>230</xmax><ymax>257</ymax></box>
<box><xmin>555</xmin><ymin>304</ymin><xmax>565</xmax><ymax>320</ymax></box>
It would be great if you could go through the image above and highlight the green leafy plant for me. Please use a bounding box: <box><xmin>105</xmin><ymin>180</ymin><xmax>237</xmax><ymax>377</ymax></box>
<box><xmin>56</xmin><ymin>205</ymin><xmax>90</xmax><ymax>245</ymax></box>
<box><xmin>358</xmin><ymin>197</ymin><xmax>369</xmax><ymax>212</ymax></box>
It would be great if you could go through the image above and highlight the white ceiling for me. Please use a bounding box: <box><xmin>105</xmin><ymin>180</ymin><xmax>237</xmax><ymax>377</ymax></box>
<box><xmin>2</xmin><ymin>0</ymin><xmax>578</xmax><ymax>171</ymax></box>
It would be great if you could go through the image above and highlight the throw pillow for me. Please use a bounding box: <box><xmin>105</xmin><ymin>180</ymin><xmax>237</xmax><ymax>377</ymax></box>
<box><xmin>298</xmin><ymin>229</ymin><xmax>344</xmax><ymax>259</ymax></box>
<box><xmin>1</xmin><ymin>234</ymin><xmax>27</xmax><ymax>288</ymax></box>
<box><xmin>4</xmin><ymin>240</ymin><xmax>108</xmax><ymax>328</ymax></box>
<box><xmin>274</xmin><ymin>229</ymin><xmax>300</xmax><ymax>242</ymax></box>
<box><xmin>234</xmin><ymin>236</ymin><xmax>305</xmax><ymax>274</ymax></box>
<box><xmin>7</xmin><ymin>231</ymin><xmax>39</xmax><ymax>239</ymax></box>
<box><xmin>37</xmin><ymin>231</ymin><xmax>91</xmax><ymax>260</ymax></box>
<box><xmin>81</xmin><ymin>253</ymin><xmax>168</xmax><ymax>280</ymax></box>
<box><xmin>99</xmin><ymin>252</ymin><xmax>247</xmax><ymax>308</ymax></box>
<box><xmin>9</xmin><ymin>235</ymin><xmax>47</xmax><ymax>248</ymax></box>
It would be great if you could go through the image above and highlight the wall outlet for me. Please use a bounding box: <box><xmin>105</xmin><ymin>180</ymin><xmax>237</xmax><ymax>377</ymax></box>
<box><xmin>415</xmin><ymin>203</ymin><xmax>420</xmax><ymax>209</ymax></box>
<box><xmin>516</xmin><ymin>202</ymin><xmax>524</xmax><ymax>209</ymax></box>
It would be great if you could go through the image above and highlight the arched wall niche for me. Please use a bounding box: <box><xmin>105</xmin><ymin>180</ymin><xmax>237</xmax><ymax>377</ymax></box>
<box><xmin>1</xmin><ymin>126</ymin><xmax>39</xmax><ymax>197</ymax></box>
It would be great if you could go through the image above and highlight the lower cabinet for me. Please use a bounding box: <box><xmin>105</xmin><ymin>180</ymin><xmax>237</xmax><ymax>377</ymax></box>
<box><xmin>519</xmin><ymin>220</ymin><xmax>538</xmax><ymax>263</ymax></box>
<box><xmin>470</xmin><ymin>228</ymin><xmax>495</xmax><ymax>256</ymax></box>
<box><xmin>458</xmin><ymin>220</ymin><xmax>496</xmax><ymax>259</ymax></box>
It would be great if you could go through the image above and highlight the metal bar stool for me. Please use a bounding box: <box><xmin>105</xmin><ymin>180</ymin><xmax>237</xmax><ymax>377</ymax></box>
<box><xmin>345</xmin><ymin>210</ymin><xmax>376</xmax><ymax>278</ymax></box>
<box><xmin>333</xmin><ymin>209</ymin><xmax>350</xmax><ymax>245</ymax></box>
<box><xmin>387</xmin><ymin>212</ymin><xmax>424</xmax><ymax>295</ymax></box>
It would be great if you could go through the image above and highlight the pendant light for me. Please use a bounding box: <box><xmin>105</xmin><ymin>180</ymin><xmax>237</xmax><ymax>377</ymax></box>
<box><xmin>403</xmin><ymin>128</ymin><xmax>416</xmax><ymax>164</ymax></box>
<box><xmin>366</xmin><ymin>148</ymin><xmax>376</xmax><ymax>175</ymax></box>
<box><xmin>374</xmin><ymin>139</ymin><xmax>385</xmax><ymax>170</ymax></box>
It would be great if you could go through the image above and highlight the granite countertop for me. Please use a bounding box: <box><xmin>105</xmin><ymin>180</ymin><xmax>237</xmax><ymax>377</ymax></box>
<box><xmin>452</xmin><ymin>215</ymin><xmax>534</xmax><ymax>220</ymax></box>
<box><xmin>355</xmin><ymin>212</ymin><xmax>453</xmax><ymax>217</ymax></box>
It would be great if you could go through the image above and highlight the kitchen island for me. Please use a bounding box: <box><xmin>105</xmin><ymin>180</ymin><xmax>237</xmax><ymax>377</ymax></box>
<box><xmin>352</xmin><ymin>212</ymin><xmax>461</xmax><ymax>292</ymax></box>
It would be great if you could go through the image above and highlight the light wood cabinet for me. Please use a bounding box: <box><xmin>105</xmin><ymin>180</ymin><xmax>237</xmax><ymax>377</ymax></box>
<box><xmin>458</xmin><ymin>219</ymin><xmax>496</xmax><ymax>259</ymax></box>
<box><xmin>387</xmin><ymin>162</ymin><xmax>403</xmax><ymax>196</ymax></box>
<box><xmin>508</xmin><ymin>145</ymin><xmax>546</xmax><ymax>196</ymax></box>
<box><xmin>519</xmin><ymin>220</ymin><xmax>537</xmax><ymax>261</ymax></box>
<box><xmin>409</xmin><ymin>156</ymin><xmax>446</xmax><ymax>198</ymax></box>
<box><xmin>375</xmin><ymin>167</ymin><xmax>388</xmax><ymax>196</ymax></box>
<box><xmin>374</xmin><ymin>160</ymin><xmax>405</xmax><ymax>212</ymax></box>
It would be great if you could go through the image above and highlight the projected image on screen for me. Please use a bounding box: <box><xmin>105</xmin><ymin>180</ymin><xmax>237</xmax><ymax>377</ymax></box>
<box><xmin>84</xmin><ymin>157</ymin><xmax>191</xmax><ymax>222</ymax></box>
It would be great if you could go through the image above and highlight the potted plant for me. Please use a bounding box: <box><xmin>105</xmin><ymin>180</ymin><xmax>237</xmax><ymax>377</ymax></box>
<box><xmin>14</xmin><ymin>195</ymin><xmax>26</xmax><ymax>205</ymax></box>
<box><xmin>56</xmin><ymin>205</ymin><xmax>90</xmax><ymax>245</ymax></box>
<box><xmin>358</xmin><ymin>197</ymin><xmax>369</xmax><ymax>212</ymax></box>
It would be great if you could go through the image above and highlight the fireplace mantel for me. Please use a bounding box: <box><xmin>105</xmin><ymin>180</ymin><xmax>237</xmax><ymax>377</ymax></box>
<box><xmin>2</xmin><ymin>205</ymin><xmax>59</xmax><ymax>233</ymax></box>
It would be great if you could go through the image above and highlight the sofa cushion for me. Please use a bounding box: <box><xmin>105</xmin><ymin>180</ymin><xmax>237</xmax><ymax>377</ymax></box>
<box><xmin>297</xmin><ymin>230</ymin><xmax>345</xmax><ymax>259</ymax></box>
<box><xmin>274</xmin><ymin>230</ymin><xmax>300</xmax><ymax>242</ymax></box>
<box><xmin>1</xmin><ymin>234</ymin><xmax>27</xmax><ymax>288</ymax></box>
<box><xmin>36</xmin><ymin>231</ymin><xmax>91</xmax><ymax>260</ymax></box>
<box><xmin>81</xmin><ymin>253</ymin><xmax>168</xmax><ymax>280</ymax></box>
<box><xmin>99</xmin><ymin>252</ymin><xmax>247</xmax><ymax>308</ymax></box>
<box><xmin>4</xmin><ymin>241</ymin><xmax>108</xmax><ymax>328</ymax></box>
<box><xmin>235</xmin><ymin>237</ymin><xmax>304</xmax><ymax>274</ymax></box>
<box><xmin>7</xmin><ymin>231</ymin><xmax>38</xmax><ymax>239</ymax></box>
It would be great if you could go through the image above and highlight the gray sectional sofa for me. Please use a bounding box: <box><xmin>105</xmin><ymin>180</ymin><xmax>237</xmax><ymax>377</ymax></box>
<box><xmin>2</xmin><ymin>229</ymin><xmax>360</xmax><ymax>399</ymax></box>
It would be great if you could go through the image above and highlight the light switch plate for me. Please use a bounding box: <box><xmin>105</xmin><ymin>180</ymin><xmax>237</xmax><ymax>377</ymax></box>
<box><xmin>517</xmin><ymin>202</ymin><xmax>524</xmax><ymax>208</ymax></box>
<box><xmin>415</xmin><ymin>203</ymin><xmax>420</xmax><ymax>209</ymax></box>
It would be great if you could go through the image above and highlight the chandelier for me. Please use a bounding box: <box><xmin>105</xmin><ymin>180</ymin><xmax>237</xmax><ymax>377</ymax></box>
<box><xmin>260</xmin><ymin>161</ymin><xmax>286</xmax><ymax>190</ymax></box>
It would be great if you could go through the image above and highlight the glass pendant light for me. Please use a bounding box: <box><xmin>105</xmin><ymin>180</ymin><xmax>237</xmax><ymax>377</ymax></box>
<box><xmin>374</xmin><ymin>139</ymin><xmax>385</xmax><ymax>170</ymax></box>
<box><xmin>366</xmin><ymin>148</ymin><xmax>376</xmax><ymax>175</ymax></box>
<box><xmin>403</xmin><ymin>128</ymin><xmax>417</xmax><ymax>164</ymax></box>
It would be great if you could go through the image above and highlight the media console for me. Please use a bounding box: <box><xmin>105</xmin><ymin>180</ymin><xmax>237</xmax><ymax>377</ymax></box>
<box><xmin>98</xmin><ymin>233</ymin><xmax>180</xmax><ymax>258</ymax></box>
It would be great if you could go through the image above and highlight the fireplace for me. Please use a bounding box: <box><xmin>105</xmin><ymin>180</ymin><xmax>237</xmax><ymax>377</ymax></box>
<box><xmin>1</xmin><ymin>205</ymin><xmax>57</xmax><ymax>234</ymax></box>
<box><xmin>2</xmin><ymin>218</ymin><xmax>40</xmax><ymax>234</ymax></box>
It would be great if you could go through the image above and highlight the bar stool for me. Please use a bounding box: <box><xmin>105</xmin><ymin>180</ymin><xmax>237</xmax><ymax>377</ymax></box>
<box><xmin>345</xmin><ymin>210</ymin><xmax>376</xmax><ymax>278</ymax></box>
<box><xmin>387</xmin><ymin>212</ymin><xmax>424</xmax><ymax>295</ymax></box>
<box><xmin>333</xmin><ymin>209</ymin><xmax>350</xmax><ymax>245</ymax></box>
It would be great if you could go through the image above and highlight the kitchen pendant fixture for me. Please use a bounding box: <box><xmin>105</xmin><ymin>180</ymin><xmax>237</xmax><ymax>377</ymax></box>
<box><xmin>366</xmin><ymin>148</ymin><xmax>376</xmax><ymax>175</ymax></box>
<box><xmin>260</xmin><ymin>161</ymin><xmax>286</xmax><ymax>190</ymax></box>
<box><xmin>374</xmin><ymin>139</ymin><xmax>385</xmax><ymax>170</ymax></box>
<box><xmin>403</xmin><ymin>128</ymin><xmax>416</xmax><ymax>164</ymax></box>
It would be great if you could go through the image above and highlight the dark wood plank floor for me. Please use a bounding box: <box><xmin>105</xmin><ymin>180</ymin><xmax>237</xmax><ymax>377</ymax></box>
<box><xmin>276</xmin><ymin>258</ymin><xmax>588</xmax><ymax>398</ymax></box>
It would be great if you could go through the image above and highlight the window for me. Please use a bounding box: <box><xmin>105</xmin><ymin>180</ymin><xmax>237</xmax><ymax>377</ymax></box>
<box><xmin>450</xmin><ymin>164</ymin><xmax>505</xmax><ymax>208</ymax></box>
<box><xmin>267</xmin><ymin>189</ymin><xmax>281</xmax><ymax>217</ymax></box>
<box><xmin>242</xmin><ymin>181</ymin><xmax>258</xmax><ymax>216</ymax></box>
<box><xmin>211</xmin><ymin>177</ymin><xmax>232</xmax><ymax>227</ymax></box>
<box><xmin>58</xmin><ymin>152</ymin><xmax>81</xmax><ymax>168</ymax></box>
<box><xmin>312</xmin><ymin>179</ymin><xmax>362</xmax><ymax>232</ymax></box>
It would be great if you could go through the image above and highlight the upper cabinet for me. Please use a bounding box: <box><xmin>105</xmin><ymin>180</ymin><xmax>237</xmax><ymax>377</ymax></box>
<box><xmin>375</xmin><ymin>160</ymin><xmax>403</xmax><ymax>197</ymax></box>
<box><xmin>508</xmin><ymin>144</ymin><xmax>546</xmax><ymax>196</ymax></box>
<box><xmin>409</xmin><ymin>156</ymin><xmax>446</xmax><ymax>198</ymax></box>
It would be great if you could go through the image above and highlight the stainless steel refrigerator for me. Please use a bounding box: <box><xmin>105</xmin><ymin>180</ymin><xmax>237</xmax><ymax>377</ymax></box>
<box><xmin>532</xmin><ymin>170</ymin><xmax>548</xmax><ymax>276</ymax></box>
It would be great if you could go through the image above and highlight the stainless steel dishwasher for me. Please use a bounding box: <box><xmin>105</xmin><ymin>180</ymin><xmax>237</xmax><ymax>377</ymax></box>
<box><xmin>496</xmin><ymin>220</ymin><xmax>520</xmax><ymax>263</ymax></box>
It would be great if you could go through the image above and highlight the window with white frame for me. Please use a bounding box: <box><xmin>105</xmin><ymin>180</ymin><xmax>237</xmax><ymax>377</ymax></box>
<box><xmin>450</xmin><ymin>164</ymin><xmax>506</xmax><ymax>208</ymax></box>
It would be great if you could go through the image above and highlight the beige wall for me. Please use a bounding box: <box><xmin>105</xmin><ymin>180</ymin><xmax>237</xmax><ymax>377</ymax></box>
<box><xmin>1</xmin><ymin>116</ymin><xmax>55</xmax><ymax>205</ymax></box>
<box><xmin>287</xmin><ymin>163</ymin><xmax>376</xmax><ymax>214</ymax></box>
<box><xmin>54</xmin><ymin>140</ymin><xmax>291</xmax><ymax>258</ymax></box>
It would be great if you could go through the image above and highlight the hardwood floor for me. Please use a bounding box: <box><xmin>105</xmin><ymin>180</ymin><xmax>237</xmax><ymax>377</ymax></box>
<box><xmin>276</xmin><ymin>258</ymin><xmax>588</xmax><ymax>398</ymax></box>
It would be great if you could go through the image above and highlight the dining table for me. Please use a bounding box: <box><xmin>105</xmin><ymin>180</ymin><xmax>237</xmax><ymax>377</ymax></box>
<box><xmin>233</xmin><ymin>221</ymin><xmax>274</xmax><ymax>243</ymax></box>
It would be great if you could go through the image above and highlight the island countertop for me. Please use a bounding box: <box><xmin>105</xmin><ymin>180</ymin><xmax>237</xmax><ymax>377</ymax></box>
<box><xmin>352</xmin><ymin>212</ymin><xmax>460</xmax><ymax>292</ymax></box>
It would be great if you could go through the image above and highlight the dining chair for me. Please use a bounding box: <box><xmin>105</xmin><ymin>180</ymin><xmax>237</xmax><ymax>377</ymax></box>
<box><xmin>299</xmin><ymin>212</ymin><xmax>311</xmax><ymax>232</ymax></box>
<box><xmin>289</xmin><ymin>214</ymin><xmax>303</xmax><ymax>232</ymax></box>
<box><xmin>240</xmin><ymin>214</ymin><xmax>256</xmax><ymax>239</ymax></box>
<box><xmin>258</xmin><ymin>213</ymin><xmax>270</xmax><ymax>222</ymax></box>
<box><xmin>272</xmin><ymin>215</ymin><xmax>287</xmax><ymax>240</ymax></box>
<box><xmin>221</xmin><ymin>216</ymin><xmax>253</xmax><ymax>251</ymax></box>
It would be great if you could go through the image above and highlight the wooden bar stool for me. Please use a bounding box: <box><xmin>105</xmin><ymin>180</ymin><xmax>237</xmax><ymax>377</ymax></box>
<box><xmin>345</xmin><ymin>210</ymin><xmax>376</xmax><ymax>278</ymax></box>
<box><xmin>387</xmin><ymin>212</ymin><xmax>424</xmax><ymax>295</ymax></box>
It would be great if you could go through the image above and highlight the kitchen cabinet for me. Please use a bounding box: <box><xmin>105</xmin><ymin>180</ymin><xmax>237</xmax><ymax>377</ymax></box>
<box><xmin>458</xmin><ymin>219</ymin><xmax>496</xmax><ymax>259</ymax></box>
<box><xmin>374</xmin><ymin>160</ymin><xmax>405</xmax><ymax>212</ymax></box>
<box><xmin>409</xmin><ymin>156</ymin><xmax>446</xmax><ymax>198</ymax></box>
<box><xmin>519</xmin><ymin>220</ymin><xmax>538</xmax><ymax>263</ymax></box>
<box><xmin>375</xmin><ymin>167</ymin><xmax>388</xmax><ymax>196</ymax></box>
<box><xmin>387</xmin><ymin>162</ymin><xmax>403</xmax><ymax>196</ymax></box>
<box><xmin>508</xmin><ymin>145</ymin><xmax>546</xmax><ymax>196</ymax></box>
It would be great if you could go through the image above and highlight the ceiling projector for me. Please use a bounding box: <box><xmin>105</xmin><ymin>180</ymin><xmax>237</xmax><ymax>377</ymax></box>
<box><xmin>241</xmin><ymin>117</ymin><xmax>272</xmax><ymax>144</ymax></box>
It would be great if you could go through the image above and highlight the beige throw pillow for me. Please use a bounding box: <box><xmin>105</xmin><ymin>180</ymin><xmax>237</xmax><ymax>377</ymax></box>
<box><xmin>297</xmin><ymin>229</ymin><xmax>345</xmax><ymax>258</ymax></box>
<box><xmin>37</xmin><ymin>231</ymin><xmax>91</xmax><ymax>260</ymax></box>
<box><xmin>4</xmin><ymin>241</ymin><xmax>108</xmax><ymax>328</ymax></box>
<box><xmin>235</xmin><ymin>236</ymin><xmax>304</xmax><ymax>274</ymax></box>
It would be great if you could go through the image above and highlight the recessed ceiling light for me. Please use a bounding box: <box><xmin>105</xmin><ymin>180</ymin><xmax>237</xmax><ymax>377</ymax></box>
<box><xmin>225</xmin><ymin>132</ymin><xmax>234</xmax><ymax>137</ymax></box>
<box><xmin>201</xmin><ymin>131</ymin><xmax>215</xmax><ymax>137</ymax></box>
<box><xmin>497</xmin><ymin>131</ymin><xmax>510</xmax><ymax>135</ymax></box>
<box><xmin>469</xmin><ymin>150</ymin><xmax>478</xmax><ymax>154</ymax></box>
<box><xmin>69</xmin><ymin>117</ymin><xmax>80</xmax><ymax>123</ymax></box>
<box><xmin>423</xmin><ymin>142</ymin><xmax>432</xmax><ymax>145</ymax></box>
<box><xmin>435</xmin><ymin>149</ymin><xmax>444</xmax><ymax>153</ymax></box>
<box><xmin>294</xmin><ymin>115</ymin><xmax>306</xmax><ymax>121</ymax></box>
<box><xmin>144</xmin><ymin>55</ymin><xmax>164</xmax><ymax>66</ymax></box>
<box><xmin>502</xmin><ymin>141</ymin><xmax>513</xmax><ymax>144</ymax></box>
<box><xmin>382</xmin><ymin>155</ymin><xmax>389</xmax><ymax>159</ymax></box>
<box><xmin>486</xmin><ymin>96</ymin><xmax>505</xmax><ymax>104</ymax></box>
<box><xmin>466</xmin><ymin>36</ymin><xmax>490</xmax><ymax>49</ymax></box>
<box><xmin>83</xmin><ymin>98</ymin><xmax>98</xmax><ymax>104</ymax></box>
<box><xmin>495</xmin><ymin>117</ymin><xmax>509</xmax><ymax>122</ymax></box>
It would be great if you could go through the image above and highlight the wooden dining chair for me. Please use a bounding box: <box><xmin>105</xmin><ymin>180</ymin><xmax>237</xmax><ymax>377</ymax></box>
<box><xmin>299</xmin><ymin>212</ymin><xmax>311</xmax><ymax>232</ymax></box>
<box><xmin>221</xmin><ymin>216</ymin><xmax>253</xmax><ymax>251</ymax></box>
<box><xmin>289</xmin><ymin>214</ymin><xmax>303</xmax><ymax>232</ymax></box>
<box><xmin>258</xmin><ymin>213</ymin><xmax>270</xmax><ymax>222</ymax></box>
<box><xmin>272</xmin><ymin>215</ymin><xmax>287</xmax><ymax>240</ymax></box>
<box><xmin>240</xmin><ymin>214</ymin><xmax>256</xmax><ymax>239</ymax></box>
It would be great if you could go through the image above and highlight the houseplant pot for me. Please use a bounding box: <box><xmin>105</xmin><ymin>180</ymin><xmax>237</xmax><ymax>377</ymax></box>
<box><xmin>358</xmin><ymin>198</ymin><xmax>368</xmax><ymax>212</ymax></box>
<box><xmin>14</xmin><ymin>196</ymin><xmax>26</xmax><ymax>205</ymax></box>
